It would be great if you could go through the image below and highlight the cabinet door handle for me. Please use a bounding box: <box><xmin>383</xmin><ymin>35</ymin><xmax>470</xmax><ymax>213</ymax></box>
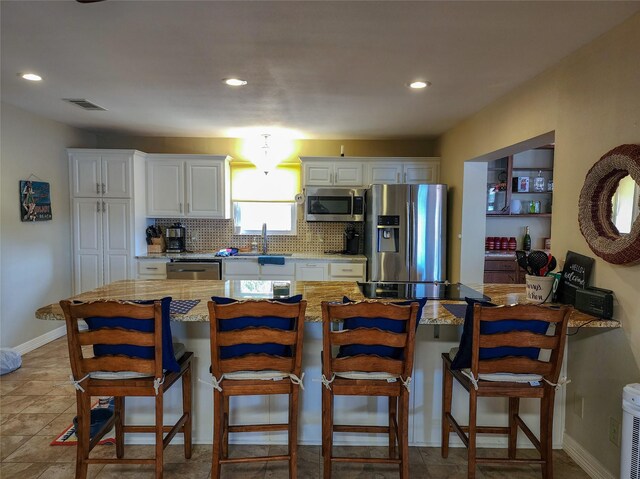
<box><xmin>179</xmin><ymin>202</ymin><xmax>183</xmax><ymax>213</ymax></box>
<box><xmin>97</xmin><ymin>200</ymin><xmax>100</xmax><ymax>212</ymax></box>
<box><xmin>102</xmin><ymin>183</ymin><xmax>106</xmax><ymax>194</ymax></box>
<box><xmin>329</xmin><ymin>172</ymin><xmax>333</xmax><ymax>184</ymax></box>
<box><xmin>187</xmin><ymin>202</ymin><xmax>190</xmax><ymax>213</ymax></box>
<box><xmin>102</xmin><ymin>201</ymin><xmax>106</xmax><ymax>212</ymax></box>
<box><xmin>146</xmin><ymin>267</ymin><xmax>159</xmax><ymax>270</ymax></box>
<box><xmin>404</xmin><ymin>172</ymin><xmax>407</xmax><ymax>183</ymax></box>
<box><xmin>397</xmin><ymin>172</ymin><xmax>400</xmax><ymax>183</ymax></box>
<box><xmin>96</xmin><ymin>183</ymin><xmax>100</xmax><ymax>194</ymax></box>
<box><xmin>342</xmin><ymin>268</ymin><xmax>353</xmax><ymax>272</ymax></box>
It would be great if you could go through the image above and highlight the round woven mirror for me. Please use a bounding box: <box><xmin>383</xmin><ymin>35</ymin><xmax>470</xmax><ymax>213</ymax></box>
<box><xmin>578</xmin><ymin>144</ymin><xmax>640</xmax><ymax>265</ymax></box>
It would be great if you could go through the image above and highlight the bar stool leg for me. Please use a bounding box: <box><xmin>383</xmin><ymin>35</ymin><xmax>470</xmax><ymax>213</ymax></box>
<box><xmin>76</xmin><ymin>391</ymin><xmax>90</xmax><ymax>479</ymax></box>
<box><xmin>441</xmin><ymin>357</ymin><xmax>453</xmax><ymax>458</ymax></box>
<box><xmin>212</xmin><ymin>389</ymin><xmax>223</xmax><ymax>479</ymax></box>
<box><xmin>289</xmin><ymin>387</ymin><xmax>299</xmax><ymax>479</ymax></box>
<box><xmin>508</xmin><ymin>397</ymin><xmax>520</xmax><ymax>459</ymax></box>
<box><xmin>222</xmin><ymin>396</ymin><xmax>229</xmax><ymax>459</ymax></box>
<box><xmin>541</xmin><ymin>389</ymin><xmax>555</xmax><ymax>479</ymax></box>
<box><xmin>468</xmin><ymin>390</ymin><xmax>478</xmax><ymax>479</ymax></box>
<box><xmin>115</xmin><ymin>396</ymin><xmax>125</xmax><ymax>459</ymax></box>
<box><xmin>322</xmin><ymin>386</ymin><xmax>332</xmax><ymax>479</ymax></box>
<box><xmin>399</xmin><ymin>389</ymin><xmax>410</xmax><ymax>479</ymax></box>
<box><xmin>389</xmin><ymin>395</ymin><xmax>397</xmax><ymax>458</ymax></box>
<box><xmin>182</xmin><ymin>364</ymin><xmax>192</xmax><ymax>459</ymax></box>
<box><xmin>155</xmin><ymin>393</ymin><xmax>164</xmax><ymax>479</ymax></box>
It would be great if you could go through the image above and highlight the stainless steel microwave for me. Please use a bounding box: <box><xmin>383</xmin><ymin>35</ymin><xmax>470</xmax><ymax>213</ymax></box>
<box><xmin>304</xmin><ymin>187</ymin><xmax>366</xmax><ymax>222</ymax></box>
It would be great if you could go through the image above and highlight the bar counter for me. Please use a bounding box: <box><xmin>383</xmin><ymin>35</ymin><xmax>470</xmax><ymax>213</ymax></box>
<box><xmin>36</xmin><ymin>279</ymin><xmax>617</xmax><ymax>328</ymax></box>
<box><xmin>35</xmin><ymin>279</ymin><xmax>618</xmax><ymax>447</ymax></box>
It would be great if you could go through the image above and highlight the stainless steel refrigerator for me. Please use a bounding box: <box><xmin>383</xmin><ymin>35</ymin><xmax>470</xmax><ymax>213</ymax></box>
<box><xmin>365</xmin><ymin>184</ymin><xmax>447</xmax><ymax>282</ymax></box>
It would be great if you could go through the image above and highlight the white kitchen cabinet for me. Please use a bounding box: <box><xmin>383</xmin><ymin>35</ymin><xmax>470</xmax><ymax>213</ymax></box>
<box><xmin>68</xmin><ymin>149</ymin><xmax>148</xmax><ymax>295</ymax></box>
<box><xmin>137</xmin><ymin>259</ymin><xmax>169</xmax><ymax>279</ymax></box>
<box><xmin>224</xmin><ymin>260</ymin><xmax>295</xmax><ymax>281</ymax></box>
<box><xmin>302</xmin><ymin>159</ymin><xmax>364</xmax><ymax>187</ymax></box>
<box><xmin>302</xmin><ymin>157</ymin><xmax>440</xmax><ymax>187</ymax></box>
<box><xmin>72</xmin><ymin>198</ymin><xmax>131</xmax><ymax>294</ymax></box>
<box><xmin>364</xmin><ymin>158</ymin><xmax>440</xmax><ymax>185</ymax></box>
<box><xmin>328</xmin><ymin>262</ymin><xmax>365</xmax><ymax>281</ymax></box>
<box><xmin>146</xmin><ymin>160</ymin><xmax>184</xmax><ymax>216</ymax></box>
<box><xmin>69</xmin><ymin>149</ymin><xmax>141</xmax><ymax>198</ymax></box>
<box><xmin>146</xmin><ymin>155</ymin><xmax>231</xmax><ymax>218</ymax></box>
<box><xmin>295</xmin><ymin>262</ymin><xmax>329</xmax><ymax>281</ymax></box>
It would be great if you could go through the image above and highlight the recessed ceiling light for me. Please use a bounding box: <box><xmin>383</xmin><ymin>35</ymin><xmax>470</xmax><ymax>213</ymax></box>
<box><xmin>224</xmin><ymin>78</ymin><xmax>247</xmax><ymax>87</ymax></box>
<box><xmin>409</xmin><ymin>81</ymin><xmax>430</xmax><ymax>89</ymax></box>
<box><xmin>19</xmin><ymin>72</ymin><xmax>42</xmax><ymax>82</ymax></box>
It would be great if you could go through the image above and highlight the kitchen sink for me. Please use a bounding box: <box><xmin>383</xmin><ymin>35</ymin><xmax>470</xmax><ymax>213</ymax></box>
<box><xmin>235</xmin><ymin>253</ymin><xmax>293</xmax><ymax>257</ymax></box>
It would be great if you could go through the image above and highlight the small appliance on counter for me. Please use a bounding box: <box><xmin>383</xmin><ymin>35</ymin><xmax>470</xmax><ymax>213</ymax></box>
<box><xmin>344</xmin><ymin>225</ymin><xmax>360</xmax><ymax>255</ymax></box>
<box><xmin>165</xmin><ymin>222</ymin><xmax>186</xmax><ymax>253</ymax></box>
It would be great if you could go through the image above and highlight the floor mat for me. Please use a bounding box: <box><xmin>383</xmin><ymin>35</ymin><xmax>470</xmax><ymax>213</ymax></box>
<box><xmin>50</xmin><ymin>398</ymin><xmax>115</xmax><ymax>446</ymax></box>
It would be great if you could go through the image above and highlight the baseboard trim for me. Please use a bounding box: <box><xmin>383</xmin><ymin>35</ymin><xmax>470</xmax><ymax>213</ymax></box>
<box><xmin>563</xmin><ymin>433</ymin><xmax>615</xmax><ymax>479</ymax></box>
<box><xmin>13</xmin><ymin>325</ymin><xmax>67</xmax><ymax>355</ymax></box>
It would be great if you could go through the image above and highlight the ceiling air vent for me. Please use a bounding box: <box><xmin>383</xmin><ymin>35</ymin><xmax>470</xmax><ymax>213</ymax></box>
<box><xmin>63</xmin><ymin>98</ymin><xmax>106</xmax><ymax>111</ymax></box>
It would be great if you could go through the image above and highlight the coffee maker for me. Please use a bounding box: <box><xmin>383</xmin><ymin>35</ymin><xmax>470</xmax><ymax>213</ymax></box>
<box><xmin>344</xmin><ymin>225</ymin><xmax>360</xmax><ymax>255</ymax></box>
<box><xmin>165</xmin><ymin>223</ymin><xmax>186</xmax><ymax>253</ymax></box>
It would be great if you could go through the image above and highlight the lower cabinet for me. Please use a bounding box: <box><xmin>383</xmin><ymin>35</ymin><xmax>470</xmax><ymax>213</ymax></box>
<box><xmin>295</xmin><ymin>262</ymin><xmax>329</xmax><ymax>281</ymax></box>
<box><xmin>224</xmin><ymin>259</ymin><xmax>295</xmax><ymax>281</ymax></box>
<box><xmin>224</xmin><ymin>258</ymin><xmax>365</xmax><ymax>282</ymax></box>
<box><xmin>483</xmin><ymin>255</ymin><xmax>525</xmax><ymax>284</ymax></box>
<box><xmin>328</xmin><ymin>262</ymin><xmax>365</xmax><ymax>281</ymax></box>
<box><xmin>137</xmin><ymin>259</ymin><xmax>169</xmax><ymax>279</ymax></box>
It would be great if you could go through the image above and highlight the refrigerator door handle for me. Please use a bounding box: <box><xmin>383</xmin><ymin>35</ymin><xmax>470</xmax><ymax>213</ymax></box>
<box><xmin>406</xmin><ymin>201</ymin><xmax>412</xmax><ymax>276</ymax></box>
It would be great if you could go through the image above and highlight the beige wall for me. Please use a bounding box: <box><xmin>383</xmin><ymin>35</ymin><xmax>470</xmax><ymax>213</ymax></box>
<box><xmin>96</xmin><ymin>135</ymin><xmax>437</xmax><ymax>160</ymax></box>
<box><xmin>0</xmin><ymin>102</ymin><xmax>96</xmax><ymax>348</ymax></box>
<box><xmin>438</xmin><ymin>13</ymin><xmax>640</xmax><ymax>475</ymax></box>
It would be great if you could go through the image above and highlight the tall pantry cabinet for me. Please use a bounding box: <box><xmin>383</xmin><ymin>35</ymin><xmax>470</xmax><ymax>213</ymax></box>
<box><xmin>68</xmin><ymin>149</ymin><xmax>148</xmax><ymax>294</ymax></box>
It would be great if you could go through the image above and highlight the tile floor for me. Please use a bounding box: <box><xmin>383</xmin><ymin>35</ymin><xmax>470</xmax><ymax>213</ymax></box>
<box><xmin>0</xmin><ymin>338</ymin><xmax>589</xmax><ymax>478</ymax></box>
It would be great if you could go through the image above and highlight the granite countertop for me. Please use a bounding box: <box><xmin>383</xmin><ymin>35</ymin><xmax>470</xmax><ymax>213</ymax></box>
<box><xmin>36</xmin><ymin>280</ymin><xmax>619</xmax><ymax>328</ymax></box>
<box><xmin>137</xmin><ymin>252</ymin><xmax>367</xmax><ymax>262</ymax></box>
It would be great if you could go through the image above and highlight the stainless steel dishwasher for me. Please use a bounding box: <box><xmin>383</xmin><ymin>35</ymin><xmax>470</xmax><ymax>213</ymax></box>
<box><xmin>166</xmin><ymin>259</ymin><xmax>222</xmax><ymax>280</ymax></box>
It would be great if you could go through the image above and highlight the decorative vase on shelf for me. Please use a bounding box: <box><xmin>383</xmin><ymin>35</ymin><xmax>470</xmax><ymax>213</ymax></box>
<box><xmin>510</xmin><ymin>199</ymin><xmax>522</xmax><ymax>215</ymax></box>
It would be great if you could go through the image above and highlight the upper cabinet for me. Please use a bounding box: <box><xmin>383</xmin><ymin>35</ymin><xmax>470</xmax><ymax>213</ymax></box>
<box><xmin>365</xmin><ymin>159</ymin><xmax>440</xmax><ymax>185</ymax></box>
<box><xmin>146</xmin><ymin>155</ymin><xmax>231</xmax><ymax>218</ymax></box>
<box><xmin>300</xmin><ymin>157</ymin><xmax>440</xmax><ymax>187</ymax></box>
<box><xmin>302</xmin><ymin>159</ymin><xmax>363</xmax><ymax>186</ymax></box>
<box><xmin>69</xmin><ymin>149</ymin><xmax>143</xmax><ymax>198</ymax></box>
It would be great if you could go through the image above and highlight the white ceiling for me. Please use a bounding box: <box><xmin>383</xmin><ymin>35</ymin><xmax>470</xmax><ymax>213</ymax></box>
<box><xmin>2</xmin><ymin>1</ymin><xmax>639</xmax><ymax>140</ymax></box>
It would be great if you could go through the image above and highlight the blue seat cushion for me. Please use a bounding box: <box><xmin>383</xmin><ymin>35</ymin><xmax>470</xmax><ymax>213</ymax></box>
<box><xmin>84</xmin><ymin>297</ymin><xmax>180</xmax><ymax>373</ymax></box>
<box><xmin>450</xmin><ymin>298</ymin><xmax>549</xmax><ymax>370</ymax></box>
<box><xmin>337</xmin><ymin>296</ymin><xmax>426</xmax><ymax>359</ymax></box>
<box><xmin>211</xmin><ymin>295</ymin><xmax>302</xmax><ymax>359</ymax></box>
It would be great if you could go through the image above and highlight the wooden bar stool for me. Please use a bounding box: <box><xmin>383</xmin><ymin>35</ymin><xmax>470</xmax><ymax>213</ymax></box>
<box><xmin>207</xmin><ymin>297</ymin><xmax>307</xmax><ymax>479</ymax></box>
<box><xmin>441</xmin><ymin>302</ymin><xmax>572</xmax><ymax>479</ymax></box>
<box><xmin>320</xmin><ymin>300</ymin><xmax>420</xmax><ymax>479</ymax></box>
<box><xmin>60</xmin><ymin>298</ymin><xmax>193</xmax><ymax>479</ymax></box>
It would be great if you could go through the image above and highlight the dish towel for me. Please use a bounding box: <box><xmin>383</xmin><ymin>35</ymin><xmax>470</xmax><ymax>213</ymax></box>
<box><xmin>258</xmin><ymin>256</ymin><xmax>285</xmax><ymax>265</ymax></box>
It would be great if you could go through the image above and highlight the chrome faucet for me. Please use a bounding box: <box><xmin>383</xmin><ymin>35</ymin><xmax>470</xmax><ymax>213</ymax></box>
<box><xmin>262</xmin><ymin>223</ymin><xmax>268</xmax><ymax>254</ymax></box>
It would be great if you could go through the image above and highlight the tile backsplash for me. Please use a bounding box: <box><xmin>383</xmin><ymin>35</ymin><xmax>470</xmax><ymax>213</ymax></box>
<box><xmin>155</xmin><ymin>210</ymin><xmax>364</xmax><ymax>254</ymax></box>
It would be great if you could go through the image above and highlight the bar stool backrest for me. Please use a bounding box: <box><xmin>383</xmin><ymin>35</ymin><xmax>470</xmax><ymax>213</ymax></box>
<box><xmin>321</xmin><ymin>301</ymin><xmax>419</xmax><ymax>379</ymax></box>
<box><xmin>208</xmin><ymin>300</ymin><xmax>307</xmax><ymax>378</ymax></box>
<box><xmin>60</xmin><ymin>300</ymin><xmax>164</xmax><ymax>380</ymax></box>
<box><xmin>470</xmin><ymin>303</ymin><xmax>572</xmax><ymax>383</ymax></box>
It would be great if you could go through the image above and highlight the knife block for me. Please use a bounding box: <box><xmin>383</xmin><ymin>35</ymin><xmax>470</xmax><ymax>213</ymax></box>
<box><xmin>147</xmin><ymin>237</ymin><xmax>165</xmax><ymax>254</ymax></box>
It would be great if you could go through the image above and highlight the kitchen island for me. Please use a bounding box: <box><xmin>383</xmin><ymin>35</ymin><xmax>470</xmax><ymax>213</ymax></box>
<box><xmin>36</xmin><ymin>280</ymin><xmax>618</xmax><ymax>448</ymax></box>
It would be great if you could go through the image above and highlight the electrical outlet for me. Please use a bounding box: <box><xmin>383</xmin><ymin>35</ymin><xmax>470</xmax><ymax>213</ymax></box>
<box><xmin>609</xmin><ymin>416</ymin><xmax>621</xmax><ymax>446</ymax></box>
<box><xmin>573</xmin><ymin>394</ymin><xmax>584</xmax><ymax>419</ymax></box>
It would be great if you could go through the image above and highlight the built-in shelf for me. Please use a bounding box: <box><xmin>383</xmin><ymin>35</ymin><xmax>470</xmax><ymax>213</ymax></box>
<box><xmin>487</xmin><ymin>213</ymin><xmax>552</xmax><ymax>218</ymax></box>
<box><xmin>512</xmin><ymin>191</ymin><xmax>553</xmax><ymax>195</ymax></box>
<box><xmin>512</xmin><ymin>167</ymin><xmax>554</xmax><ymax>172</ymax></box>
